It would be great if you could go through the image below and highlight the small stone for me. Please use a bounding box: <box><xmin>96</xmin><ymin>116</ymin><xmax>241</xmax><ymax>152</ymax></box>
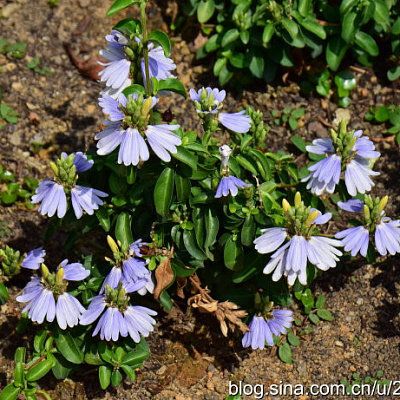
<box><xmin>26</xmin><ymin>102</ymin><xmax>38</xmax><ymax>110</ymax></box>
<box><xmin>86</xmin><ymin>104</ymin><xmax>96</xmax><ymax>114</ymax></box>
<box><xmin>4</xmin><ymin>63</ymin><xmax>17</xmax><ymax>72</ymax></box>
<box><xmin>156</xmin><ymin>365</ymin><xmax>167</xmax><ymax>375</ymax></box>
<box><xmin>78</xmin><ymin>0</ymin><xmax>90</xmax><ymax>7</ymax></box>
<box><xmin>1</xmin><ymin>2</ymin><xmax>21</xmax><ymax>18</ymax></box>
<box><xmin>28</xmin><ymin>112</ymin><xmax>40</xmax><ymax>125</ymax></box>
<box><xmin>356</xmin><ymin>298</ymin><xmax>363</xmax><ymax>305</ymax></box>
<box><xmin>333</xmin><ymin>108</ymin><xmax>351</xmax><ymax>125</ymax></box>
<box><xmin>11</xmin><ymin>81</ymin><xmax>22</xmax><ymax>91</ymax></box>
<box><xmin>335</xmin><ymin>340</ymin><xmax>344</xmax><ymax>347</ymax></box>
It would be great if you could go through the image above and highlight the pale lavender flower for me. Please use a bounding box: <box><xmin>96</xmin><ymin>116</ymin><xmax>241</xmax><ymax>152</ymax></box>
<box><xmin>99</xmin><ymin>31</ymin><xmax>176</xmax><ymax>93</ymax></box>
<box><xmin>337</xmin><ymin>199</ymin><xmax>364</xmax><ymax>212</ymax></box>
<box><xmin>215</xmin><ymin>176</ymin><xmax>251</xmax><ymax>198</ymax></box>
<box><xmin>129</xmin><ymin>239</ymin><xmax>148</xmax><ymax>257</ymax></box>
<box><xmin>21</xmin><ymin>247</ymin><xmax>46</xmax><ymax>270</ymax></box>
<box><xmin>190</xmin><ymin>87</ymin><xmax>251</xmax><ymax>133</ymax></box>
<box><xmin>96</xmin><ymin>93</ymin><xmax>181</xmax><ymax>166</ymax></box>
<box><xmin>61</xmin><ymin>152</ymin><xmax>93</xmax><ymax>172</ymax></box>
<box><xmin>80</xmin><ymin>293</ymin><xmax>157</xmax><ymax>342</ymax></box>
<box><xmin>242</xmin><ymin>310</ymin><xmax>294</xmax><ymax>349</ymax></box>
<box><xmin>71</xmin><ymin>185</ymin><xmax>108</xmax><ymax>219</ymax></box>
<box><xmin>375</xmin><ymin>218</ymin><xmax>400</xmax><ymax>256</ymax></box>
<box><xmin>335</xmin><ymin>226</ymin><xmax>370</xmax><ymax>257</ymax></box>
<box><xmin>254</xmin><ymin>214</ymin><xmax>343</xmax><ymax>285</ymax></box>
<box><xmin>303</xmin><ymin>131</ymin><xmax>380</xmax><ymax>196</ymax></box>
<box><xmin>16</xmin><ymin>261</ymin><xmax>89</xmax><ymax>329</ymax></box>
<box><xmin>31</xmin><ymin>180</ymin><xmax>67</xmax><ymax>218</ymax></box>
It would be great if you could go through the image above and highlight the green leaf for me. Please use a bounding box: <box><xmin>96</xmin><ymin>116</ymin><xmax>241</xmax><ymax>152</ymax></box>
<box><xmin>154</xmin><ymin>167</ymin><xmax>174</xmax><ymax>217</ymax></box>
<box><xmin>249</xmin><ymin>55</ymin><xmax>265</xmax><ymax>78</ymax></box>
<box><xmin>298</xmin><ymin>0</ymin><xmax>310</xmax><ymax>17</ymax></box>
<box><xmin>278</xmin><ymin>343</ymin><xmax>292</xmax><ymax>363</ymax></box>
<box><xmin>172</xmin><ymin>146</ymin><xmax>198</xmax><ymax>170</ymax></box>
<box><xmin>309</xmin><ymin>313</ymin><xmax>320</xmax><ymax>324</ymax></box>
<box><xmin>290</xmin><ymin>135</ymin><xmax>306</xmax><ymax>152</ymax></box>
<box><xmin>299</xmin><ymin>18</ymin><xmax>326</xmax><ymax>40</ymax></box>
<box><xmin>341</xmin><ymin>12</ymin><xmax>357</xmax><ymax>43</ymax></box>
<box><xmin>26</xmin><ymin>359</ymin><xmax>54</xmax><ymax>381</ymax></box>
<box><xmin>326</xmin><ymin>36</ymin><xmax>347</xmax><ymax>71</ymax></box>
<box><xmin>354</xmin><ymin>31</ymin><xmax>379</xmax><ymax>56</ymax></box>
<box><xmin>241</xmin><ymin>214</ymin><xmax>255</xmax><ymax>247</ymax></box>
<box><xmin>0</xmin><ymin>384</ymin><xmax>20</xmax><ymax>400</ymax></box>
<box><xmin>175</xmin><ymin>172</ymin><xmax>191</xmax><ymax>202</ymax></box>
<box><xmin>340</xmin><ymin>0</ymin><xmax>357</xmax><ymax>15</ymax></box>
<box><xmin>315</xmin><ymin>294</ymin><xmax>326</xmax><ymax>309</ymax></box>
<box><xmin>197</xmin><ymin>0</ymin><xmax>215</xmax><ymax>23</ymax></box>
<box><xmin>122</xmin><ymin>84</ymin><xmax>145</xmax><ymax>97</ymax></box>
<box><xmin>247</xmin><ymin>148</ymin><xmax>272</xmax><ymax>180</ymax></box>
<box><xmin>159</xmin><ymin>290</ymin><xmax>173</xmax><ymax>310</ymax></box>
<box><xmin>317</xmin><ymin>309</ymin><xmax>333</xmax><ymax>321</ymax></box>
<box><xmin>236</xmin><ymin>154</ymin><xmax>258</xmax><ymax>175</ymax></box>
<box><xmin>158</xmin><ymin>78</ymin><xmax>186</xmax><ymax>97</ymax></box>
<box><xmin>218</xmin><ymin>65</ymin><xmax>233</xmax><ymax>85</ymax></box>
<box><xmin>121</xmin><ymin>365</ymin><xmax>136</xmax><ymax>382</ymax></box>
<box><xmin>281</xmin><ymin>17</ymin><xmax>299</xmax><ymax>39</ymax></box>
<box><xmin>204</xmin><ymin>207</ymin><xmax>219</xmax><ymax>250</ymax></box>
<box><xmin>229</xmin><ymin>53</ymin><xmax>247</xmax><ymax>69</ymax></box>
<box><xmin>287</xmin><ymin>331</ymin><xmax>300</xmax><ymax>347</ymax></box>
<box><xmin>387</xmin><ymin>66</ymin><xmax>400</xmax><ymax>81</ymax></box>
<box><xmin>115</xmin><ymin>212</ymin><xmax>133</xmax><ymax>245</ymax></box>
<box><xmin>111</xmin><ymin>369</ymin><xmax>123</xmax><ymax>387</ymax></box>
<box><xmin>113</xmin><ymin>18</ymin><xmax>141</xmax><ymax>35</ymax></box>
<box><xmin>1</xmin><ymin>192</ymin><xmax>17</xmax><ymax>204</ymax></box>
<box><xmin>99</xmin><ymin>365</ymin><xmax>112</xmax><ymax>389</ymax></box>
<box><xmin>106</xmin><ymin>0</ymin><xmax>138</xmax><ymax>16</ymax></box>
<box><xmin>51</xmin><ymin>353</ymin><xmax>74</xmax><ymax>380</ymax></box>
<box><xmin>374</xmin><ymin>106</ymin><xmax>390</xmax><ymax>122</ymax></box>
<box><xmin>148</xmin><ymin>30</ymin><xmax>171</xmax><ymax>57</ymax></box>
<box><xmin>34</xmin><ymin>330</ymin><xmax>47</xmax><ymax>354</ymax></box>
<box><xmin>95</xmin><ymin>208</ymin><xmax>111</xmax><ymax>232</ymax></box>
<box><xmin>334</xmin><ymin>70</ymin><xmax>356</xmax><ymax>90</ymax></box>
<box><xmin>222</xmin><ymin>29</ymin><xmax>240</xmax><ymax>47</ymax></box>
<box><xmin>14</xmin><ymin>348</ymin><xmax>26</xmax><ymax>364</ymax></box>
<box><xmin>373</xmin><ymin>0</ymin><xmax>389</xmax><ymax>28</ymax></box>
<box><xmin>224</xmin><ymin>235</ymin><xmax>244</xmax><ymax>271</ymax></box>
<box><xmin>240</xmin><ymin>30</ymin><xmax>249</xmax><ymax>44</ymax></box>
<box><xmin>0</xmin><ymin>282</ymin><xmax>9</xmax><ymax>302</ymax></box>
<box><xmin>214</xmin><ymin>57</ymin><xmax>227</xmax><ymax>74</ymax></box>
<box><xmin>13</xmin><ymin>363</ymin><xmax>25</xmax><ymax>387</ymax></box>
<box><xmin>122</xmin><ymin>342</ymin><xmax>150</xmax><ymax>366</ymax></box>
<box><xmin>183</xmin><ymin>229</ymin><xmax>207</xmax><ymax>260</ymax></box>
<box><xmin>263</xmin><ymin>24</ymin><xmax>275</xmax><ymax>43</ymax></box>
<box><xmin>54</xmin><ymin>330</ymin><xmax>84</xmax><ymax>364</ymax></box>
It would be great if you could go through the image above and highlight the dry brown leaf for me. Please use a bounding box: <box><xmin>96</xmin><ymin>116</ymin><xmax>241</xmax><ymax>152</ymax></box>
<box><xmin>176</xmin><ymin>277</ymin><xmax>187</xmax><ymax>299</ymax></box>
<box><xmin>154</xmin><ymin>257</ymin><xmax>174</xmax><ymax>299</ymax></box>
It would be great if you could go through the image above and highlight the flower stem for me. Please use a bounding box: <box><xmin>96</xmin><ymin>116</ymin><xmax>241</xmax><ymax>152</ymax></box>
<box><xmin>140</xmin><ymin>2</ymin><xmax>151</xmax><ymax>97</ymax></box>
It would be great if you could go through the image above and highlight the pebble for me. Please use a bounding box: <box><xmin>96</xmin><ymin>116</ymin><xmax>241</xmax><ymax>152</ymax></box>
<box><xmin>26</xmin><ymin>102</ymin><xmax>38</xmax><ymax>110</ymax></box>
<box><xmin>1</xmin><ymin>2</ymin><xmax>20</xmax><ymax>18</ymax></box>
<box><xmin>11</xmin><ymin>81</ymin><xmax>22</xmax><ymax>91</ymax></box>
<box><xmin>335</xmin><ymin>340</ymin><xmax>344</xmax><ymax>347</ymax></box>
<box><xmin>4</xmin><ymin>63</ymin><xmax>17</xmax><ymax>72</ymax></box>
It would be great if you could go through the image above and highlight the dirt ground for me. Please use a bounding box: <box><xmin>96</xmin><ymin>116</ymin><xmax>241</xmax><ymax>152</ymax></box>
<box><xmin>1</xmin><ymin>0</ymin><xmax>400</xmax><ymax>399</ymax></box>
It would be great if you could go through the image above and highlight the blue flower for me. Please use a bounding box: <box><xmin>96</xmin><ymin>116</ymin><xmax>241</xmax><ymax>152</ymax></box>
<box><xmin>99</xmin><ymin>31</ymin><xmax>176</xmax><ymax>95</ymax></box>
<box><xmin>31</xmin><ymin>180</ymin><xmax>68</xmax><ymax>218</ymax></box>
<box><xmin>70</xmin><ymin>185</ymin><xmax>108</xmax><ymax>219</ymax></box>
<box><xmin>80</xmin><ymin>287</ymin><xmax>157</xmax><ymax>342</ymax></box>
<box><xmin>337</xmin><ymin>199</ymin><xmax>364</xmax><ymax>212</ymax></box>
<box><xmin>242</xmin><ymin>310</ymin><xmax>294</xmax><ymax>349</ymax></box>
<box><xmin>97</xmin><ymin>93</ymin><xmax>181</xmax><ymax>166</ymax></box>
<box><xmin>61</xmin><ymin>151</ymin><xmax>93</xmax><ymax>172</ymax></box>
<box><xmin>21</xmin><ymin>247</ymin><xmax>46</xmax><ymax>270</ymax></box>
<box><xmin>303</xmin><ymin>130</ymin><xmax>380</xmax><ymax>196</ymax></box>
<box><xmin>254</xmin><ymin>208</ymin><xmax>342</xmax><ymax>286</ymax></box>
<box><xmin>215</xmin><ymin>176</ymin><xmax>250</xmax><ymax>198</ymax></box>
<box><xmin>375</xmin><ymin>218</ymin><xmax>400</xmax><ymax>256</ymax></box>
<box><xmin>16</xmin><ymin>260</ymin><xmax>89</xmax><ymax>329</ymax></box>
<box><xmin>335</xmin><ymin>226</ymin><xmax>370</xmax><ymax>257</ymax></box>
<box><xmin>190</xmin><ymin>87</ymin><xmax>251</xmax><ymax>133</ymax></box>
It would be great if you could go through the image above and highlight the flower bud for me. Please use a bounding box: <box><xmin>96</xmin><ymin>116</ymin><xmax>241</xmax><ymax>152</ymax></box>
<box><xmin>107</xmin><ymin>236</ymin><xmax>119</xmax><ymax>254</ymax></box>
<box><xmin>141</xmin><ymin>97</ymin><xmax>153</xmax><ymax>117</ymax></box>
<box><xmin>294</xmin><ymin>192</ymin><xmax>301</xmax><ymax>208</ymax></box>
<box><xmin>363</xmin><ymin>205</ymin><xmax>371</xmax><ymax>221</ymax></box>
<box><xmin>378</xmin><ymin>195</ymin><xmax>388</xmax><ymax>212</ymax></box>
<box><xmin>50</xmin><ymin>162</ymin><xmax>59</xmax><ymax>177</ymax></box>
<box><xmin>41</xmin><ymin>264</ymin><xmax>50</xmax><ymax>278</ymax></box>
<box><xmin>282</xmin><ymin>198</ymin><xmax>291</xmax><ymax>213</ymax></box>
<box><xmin>305</xmin><ymin>210</ymin><xmax>319</xmax><ymax>227</ymax></box>
<box><xmin>56</xmin><ymin>267</ymin><xmax>64</xmax><ymax>284</ymax></box>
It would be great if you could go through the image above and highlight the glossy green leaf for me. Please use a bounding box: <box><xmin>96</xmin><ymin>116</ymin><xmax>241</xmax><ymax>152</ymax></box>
<box><xmin>339</xmin><ymin>0</ymin><xmax>357</xmax><ymax>15</ymax></box>
<box><xmin>354</xmin><ymin>31</ymin><xmax>379</xmax><ymax>56</ymax></box>
<box><xmin>315</xmin><ymin>294</ymin><xmax>326</xmax><ymax>309</ymax></box>
<box><xmin>326</xmin><ymin>36</ymin><xmax>347</xmax><ymax>71</ymax></box>
<box><xmin>197</xmin><ymin>0</ymin><xmax>215</xmax><ymax>23</ymax></box>
<box><xmin>299</xmin><ymin>18</ymin><xmax>326</xmax><ymax>40</ymax></box>
<box><xmin>290</xmin><ymin>135</ymin><xmax>306</xmax><ymax>152</ymax></box>
<box><xmin>175</xmin><ymin>172</ymin><xmax>191</xmax><ymax>202</ymax></box>
<box><xmin>204</xmin><ymin>207</ymin><xmax>219</xmax><ymax>250</ymax></box>
<box><xmin>0</xmin><ymin>384</ymin><xmax>20</xmax><ymax>400</ymax></box>
<box><xmin>249</xmin><ymin>55</ymin><xmax>265</xmax><ymax>78</ymax></box>
<box><xmin>241</xmin><ymin>214</ymin><xmax>255</xmax><ymax>247</ymax></box>
<box><xmin>309</xmin><ymin>313</ymin><xmax>320</xmax><ymax>324</ymax></box>
<box><xmin>51</xmin><ymin>353</ymin><xmax>74</xmax><ymax>380</ymax></box>
<box><xmin>148</xmin><ymin>30</ymin><xmax>171</xmax><ymax>56</ymax></box>
<box><xmin>14</xmin><ymin>348</ymin><xmax>26</xmax><ymax>364</ymax></box>
<box><xmin>278</xmin><ymin>343</ymin><xmax>292</xmax><ymax>363</ymax></box>
<box><xmin>159</xmin><ymin>290</ymin><xmax>173</xmax><ymax>310</ymax></box>
<box><xmin>121</xmin><ymin>365</ymin><xmax>136</xmax><ymax>382</ymax></box>
<box><xmin>281</xmin><ymin>17</ymin><xmax>298</xmax><ymax>39</ymax></box>
<box><xmin>172</xmin><ymin>146</ymin><xmax>198</xmax><ymax>170</ymax></box>
<box><xmin>263</xmin><ymin>24</ymin><xmax>274</xmax><ymax>43</ymax></box>
<box><xmin>111</xmin><ymin>369</ymin><xmax>123</xmax><ymax>387</ymax></box>
<box><xmin>13</xmin><ymin>363</ymin><xmax>24</xmax><ymax>387</ymax></box>
<box><xmin>222</xmin><ymin>29</ymin><xmax>240</xmax><ymax>47</ymax></box>
<box><xmin>158</xmin><ymin>78</ymin><xmax>186</xmax><ymax>97</ymax></box>
<box><xmin>33</xmin><ymin>330</ymin><xmax>47</xmax><ymax>354</ymax></box>
<box><xmin>0</xmin><ymin>282</ymin><xmax>9</xmax><ymax>302</ymax></box>
<box><xmin>99</xmin><ymin>365</ymin><xmax>112</xmax><ymax>389</ymax></box>
<box><xmin>224</xmin><ymin>236</ymin><xmax>244</xmax><ymax>271</ymax></box>
<box><xmin>317</xmin><ymin>309</ymin><xmax>333</xmax><ymax>321</ymax></box>
<box><xmin>240</xmin><ymin>30</ymin><xmax>249</xmax><ymax>44</ymax></box>
<box><xmin>298</xmin><ymin>0</ymin><xmax>310</xmax><ymax>17</ymax></box>
<box><xmin>54</xmin><ymin>330</ymin><xmax>84</xmax><ymax>364</ymax></box>
<box><xmin>115</xmin><ymin>212</ymin><xmax>133</xmax><ymax>245</ymax></box>
<box><xmin>122</xmin><ymin>84</ymin><xmax>145</xmax><ymax>97</ymax></box>
<box><xmin>106</xmin><ymin>0</ymin><xmax>138</xmax><ymax>16</ymax></box>
<box><xmin>154</xmin><ymin>167</ymin><xmax>174</xmax><ymax>217</ymax></box>
<box><xmin>287</xmin><ymin>332</ymin><xmax>300</xmax><ymax>347</ymax></box>
<box><xmin>95</xmin><ymin>208</ymin><xmax>111</xmax><ymax>232</ymax></box>
<box><xmin>341</xmin><ymin>12</ymin><xmax>357</xmax><ymax>43</ymax></box>
<box><xmin>183</xmin><ymin>229</ymin><xmax>207</xmax><ymax>260</ymax></box>
<box><xmin>26</xmin><ymin>359</ymin><xmax>53</xmax><ymax>381</ymax></box>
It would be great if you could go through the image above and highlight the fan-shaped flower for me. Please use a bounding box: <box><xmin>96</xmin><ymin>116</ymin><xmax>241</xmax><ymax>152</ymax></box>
<box><xmin>80</xmin><ymin>284</ymin><xmax>157</xmax><ymax>342</ymax></box>
<box><xmin>303</xmin><ymin>127</ymin><xmax>380</xmax><ymax>196</ymax></box>
<box><xmin>16</xmin><ymin>261</ymin><xmax>89</xmax><ymax>329</ymax></box>
<box><xmin>99</xmin><ymin>30</ymin><xmax>176</xmax><ymax>95</ymax></box>
<box><xmin>215</xmin><ymin>176</ymin><xmax>250</xmax><ymax>198</ymax></box>
<box><xmin>242</xmin><ymin>310</ymin><xmax>294</xmax><ymax>349</ymax></box>
<box><xmin>190</xmin><ymin>87</ymin><xmax>251</xmax><ymax>133</ymax></box>
<box><xmin>21</xmin><ymin>247</ymin><xmax>46</xmax><ymax>270</ymax></box>
<box><xmin>254</xmin><ymin>195</ymin><xmax>342</xmax><ymax>286</ymax></box>
<box><xmin>97</xmin><ymin>93</ymin><xmax>181</xmax><ymax>166</ymax></box>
